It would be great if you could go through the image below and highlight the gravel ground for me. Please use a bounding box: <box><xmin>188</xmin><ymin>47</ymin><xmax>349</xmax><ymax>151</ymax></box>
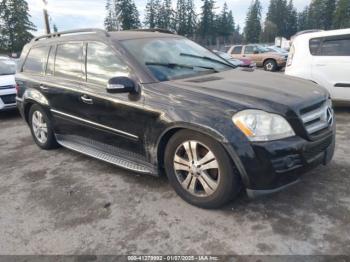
<box><xmin>0</xmin><ymin>109</ymin><xmax>349</xmax><ymax>255</ymax></box>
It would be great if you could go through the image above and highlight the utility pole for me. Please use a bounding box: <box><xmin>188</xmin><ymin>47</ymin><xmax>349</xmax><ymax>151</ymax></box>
<box><xmin>42</xmin><ymin>0</ymin><xmax>51</xmax><ymax>34</ymax></box>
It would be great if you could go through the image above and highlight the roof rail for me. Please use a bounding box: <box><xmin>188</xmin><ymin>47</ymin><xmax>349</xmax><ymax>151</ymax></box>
<box><xmin>128</xmin><ymin>28</ymin><xmax>176</xmax><ymax>34</ymax></box>
<box><xmin>32</xmin><ymin>28</ymin><xmax>110</xmax><ymax>42</ymax></box>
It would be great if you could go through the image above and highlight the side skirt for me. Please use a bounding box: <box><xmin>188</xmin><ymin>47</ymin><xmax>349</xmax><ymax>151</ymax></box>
<box><xmin>55</xmin><ymin>134</ymin><xmax>158</xmax><ymax>176</ymax></box>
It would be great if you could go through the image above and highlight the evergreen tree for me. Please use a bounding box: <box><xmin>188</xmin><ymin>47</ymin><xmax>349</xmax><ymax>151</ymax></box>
<box><xmin>105</xmin><ymin>0</ymin><xmax>140</xmax><ymax>30</ymax></box>
<box><xmin>53</xmin><ymin>24</ymin><xmax>58</xmax><ymax>33</ymax></box>
<box><xmin>175</xmin><ymin>0</ymin><xmax>188</xmax><ymax>35</ymax></box>
<box><xmin>185</xmin><ymin>0</ymin><xmax>196</xmax><ymax>37</ymax></box>
<box><xmin>265</xmin><ymin>0</ymin><xmax>289</xmax><ymax>38</ymax></box>
<box><xmin>216</xmin><ymin>3</ymin><xmax>235</xmax><ymax>43</ymax></box>
<box><xmin>308</xmin><ymin>0</ymin><xmax>326</xmax><ymax>29</ymax></box>
<box><xmin>105</xmin><ymin>0</ymin><xmax>117</xmax><ymax>31</ymax></box>
<box><xmin>333</xmin><ymin>0</ymin><xmax>350</xmax><ymax>29</ymax></box>
<box><xmin>198</xmin><ymin>0</ymin><xmax>216</xmax><ymax>44</ymax></box>
<box><xmin>286</xmin><ymin>0</ymin><xmax>297</xmax><ymax>37</ymax></box>
<box><xmin>144</xmin><ymin>0</ymin><xmax>159</xmax><ymax>28</ymax></box>
<box><xmin>324</xmin><ymin>0</ymin><xmax>336</xmax><ymax>29</ymax></box>
<box><xmin>0</xmin><ymin>0</ymin><xmax>36</xmax><ymax>53</ymax></box>
<box><xmin>297</xmin><ymin>7</ymin><xmax>309</xmax><ymax>31</ymax></box>
<box><xmin>244</xmin><ymin>0</ymin><xmax>262</xmax><ymax>43</ymax></box>
<box><xmin>158</xmin><ymin>0</ymin><xmax>174</xmax><ymax>30</ymax></box>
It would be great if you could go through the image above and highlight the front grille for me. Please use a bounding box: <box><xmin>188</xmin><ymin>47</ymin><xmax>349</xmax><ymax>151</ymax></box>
<box><xmin>304</xmin><ymin>135</ymin><xmax>332</xmax><ymax>161</ymax></box>
<box><xmin>0</xmin><ymin>85</ymin><xmax>15</xmax><ymax>90</ymax></box>
<box><xmin>0</xmin><ymin>94</ymin><xmax>16</xmax><ymax>104</ymax></box>
<box><xmin>300</xmin><ymin>100</ymin><xmax>333</xmax><ymax>135</ymax></box>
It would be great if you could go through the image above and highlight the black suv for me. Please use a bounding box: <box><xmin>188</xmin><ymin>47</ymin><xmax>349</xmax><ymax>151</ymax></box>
<box><xmin>16</xmin><ymin>29</ymin><xmax>336</xmax><ymax>208</ymax></box>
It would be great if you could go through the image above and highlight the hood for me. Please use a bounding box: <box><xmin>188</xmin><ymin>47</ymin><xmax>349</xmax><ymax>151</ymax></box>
<box><xmin>168</xmin><ymin>69</ymin><xmax>328</xmax><ymax>114</ymax></box>
<box><xmin>0</xmin><ymin>74</ymin><xmax>15</xmax><ymax>87</ymax></box>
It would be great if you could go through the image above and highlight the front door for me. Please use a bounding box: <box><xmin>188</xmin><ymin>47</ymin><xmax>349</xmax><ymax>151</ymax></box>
<box><xmin>77</xmin><ymin>41</ymin><xmax>149</xmax><ymax>161</ymax></box>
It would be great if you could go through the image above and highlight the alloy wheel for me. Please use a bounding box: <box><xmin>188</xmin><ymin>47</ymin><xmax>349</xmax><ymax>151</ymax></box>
<box><xmin>173</xmin><ymin>140</ymin><xmax>220</xmax><ymax>197</ymax></box>
<box><xmin>32</xmin><ymin>111</ymin><xmax>48</xmax><ymax>144</ymax></box>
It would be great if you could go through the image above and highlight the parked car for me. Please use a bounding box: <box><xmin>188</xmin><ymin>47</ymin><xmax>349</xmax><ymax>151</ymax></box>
<box><xmin>286</xmin><ymin>29</ymin><xmax>350</xmax><ymax>105</ymax></box>
<box><xmin>0</xmin><ymin>58</ymin><xmax>17</xmax><ymax>111</ymax></box>
<box><xmin>213</xmin><ymin>50</ymin><xmax>256</xmax><ymax>68</ymax></box>
<box><xmin>17</xmin><ymin>29</ymin><xmax>335</xmax><ymax>208</ymax></box>
<box><xmin>228</xmin><ymin>44</ymin><xmax>288</xmax><ymax>72</ymax></box>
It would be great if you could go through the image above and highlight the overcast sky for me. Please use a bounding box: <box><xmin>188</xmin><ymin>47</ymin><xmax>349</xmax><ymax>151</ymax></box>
<box><xmin>27</xmin><ymin>0</ymin><xmax>311</xmax><ymax>35</ymax></box>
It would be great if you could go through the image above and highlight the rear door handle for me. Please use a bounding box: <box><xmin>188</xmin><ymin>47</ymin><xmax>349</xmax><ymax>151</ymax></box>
<box><xmin>81</xmin><ymin>95</ymin><xmax>93</xmax><ymax>105</ymax></box>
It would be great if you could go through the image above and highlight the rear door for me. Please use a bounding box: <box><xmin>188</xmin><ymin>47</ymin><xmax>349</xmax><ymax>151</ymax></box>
<box><xmin>311</xmin><ymin>35</ymin><xmax>350</xmax><ymax>101</ymax></box>
<box><xmin>44</xmin><ymin>42</ymin><xmax>87</xmax><ymax>137</ymax></box>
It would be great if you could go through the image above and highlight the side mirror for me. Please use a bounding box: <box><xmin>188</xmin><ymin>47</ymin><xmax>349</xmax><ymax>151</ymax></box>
<box><xmin>254</xmin><ymin>50</ymin><xmax>259</xmax><ymax>54</ymax></box>
<box><xmin>107</xmin><ymin>77</ymin><xmax>136</xmax><ymax>94</ymax></box>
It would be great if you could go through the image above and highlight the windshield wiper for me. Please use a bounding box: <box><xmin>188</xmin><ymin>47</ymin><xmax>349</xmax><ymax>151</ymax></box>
<box><xmin>145</xmin><ymin>62</ymin><xmax>219</xmax><ymax>73</ymax></box>
<box><xmin>145</xmin><ymin>62</ymin><xmax>194</xmax><ymax>69</ymax></box>
<box><xmin>179</xmin><ymin>53</ymin><xmax>236</xmax><ymax>68</ymax></box>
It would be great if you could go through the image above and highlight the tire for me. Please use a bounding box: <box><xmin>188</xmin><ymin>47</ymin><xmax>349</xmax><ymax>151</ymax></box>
<box><xmin>28</xmin><ymin>104</ymin><xmax>59</xmax><ymax>150</ymax></box>
<box><xmin>164</xmin><ymin>130</ymin><xmax>241</xmax><ymax>209</ymax></box>
<box><xmin>264</xmin><ymin>59</ymin><xmax>278</xmax><ymax>72</ymax></box>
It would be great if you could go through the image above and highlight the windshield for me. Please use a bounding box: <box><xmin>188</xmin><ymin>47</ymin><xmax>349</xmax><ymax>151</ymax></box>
<box><xmin>121</xmin><ymin>38</ymin><xmax>233</xmax><ymax>81</ymax></box>
<box><xmin>0</xmin><ymin>60</ymin><xmax>16</xmax><ymax>75</ymax></box>
<box><xmin>257</xmin><ymin>46</ymin><xmax>270</xmax><ymax>53</ymax></box>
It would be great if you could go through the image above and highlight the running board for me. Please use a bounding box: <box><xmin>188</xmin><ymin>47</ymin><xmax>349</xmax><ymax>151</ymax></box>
<box><xmin>56</xmin><ymin>135</ymin><xmax>156</xmax><ymax>175</ymax></box>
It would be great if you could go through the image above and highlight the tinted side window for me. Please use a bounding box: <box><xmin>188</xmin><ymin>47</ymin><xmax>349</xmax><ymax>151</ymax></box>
<box><xmin>86</xmin><ymin>42</ymin><xmax>130</xmax><ymax>85</ymax></box>
<box><xmin>46</xmin><ymin>46</ymin><xmax>56</xmax><ymax>76</ymax></box>
<box><xmin>231</xmin><ymin>46</ymin><xmax>242</xmax><ymax>54</ymax></box>
<box><xmin>23</xmin><ymin>46</ymin><xmax>50</xmax><ymax>75</ymax></box>
<box><xmin>55</xmin><ymin>43</ymin><xmax>83</xmax><ymax>80</ymax></box>
<box><xmin>309</xmin><ymin>38</ymin><xmax>322</xmax><ymax>55</ymax></box>
<box><xmin>321</xmin><ymin>37</ymin><xmax>350</xmax><ymax>56</ymax></box>
<box><xmin>244</xmin><ymin>46</ymin><xmax>255</xmax><ymax>54</ymax></box>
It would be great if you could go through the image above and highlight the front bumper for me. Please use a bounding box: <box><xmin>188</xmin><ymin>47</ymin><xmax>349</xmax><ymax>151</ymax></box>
<box><xmin>277</xmin><ymin>60</ymin><xmax>287</xmax><ymax>67</ymax></box>
<box><xmin>230</xmin><ymin>126</ymin><xmax>336</xmax><ymax>197</ymax></box>
<box><xmin>0</xmin><ymin>88</ymin><xmax>16</xmax><ymax>111</ymax></box>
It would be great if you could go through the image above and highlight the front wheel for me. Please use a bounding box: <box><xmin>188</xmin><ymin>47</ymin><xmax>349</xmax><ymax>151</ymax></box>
<box><xmin>164</xmin><ymin>130</ymin><xmax>241</xmax><ymax>209</ymax></box>
<box><xmin>264</xmin><ymin>59</ymin><xmax>278</xmax><ymax>72</ymax></box>
<box><xmin>29</xmin><ymin>104</ymin><xmax>59</xmax><ymax>150</ymax></box>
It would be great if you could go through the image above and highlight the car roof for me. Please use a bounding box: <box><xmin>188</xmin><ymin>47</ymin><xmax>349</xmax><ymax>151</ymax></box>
<box><xmin>294</xmin><ymin>28</ymin><xmax>350</xmax><ymax>41</ymax></box>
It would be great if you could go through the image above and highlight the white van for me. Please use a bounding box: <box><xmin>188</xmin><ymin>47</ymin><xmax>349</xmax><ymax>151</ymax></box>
<box><xmin>0</xmin><ymin>57</ymin><xmax>17</xmax><ymax>111</ymax></box>
<box><xmin>285</xmin><ymin>29</ymin><xmax>350</xmax><ymax>104</ymax></box>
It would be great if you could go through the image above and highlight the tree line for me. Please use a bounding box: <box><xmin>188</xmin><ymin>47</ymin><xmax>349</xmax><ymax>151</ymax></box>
<box><xmin>246</xmin><ymin>0</ymin><xmax>350</xmax><ymax>43</ymax></box>
<box><xmin>105</xmin><ymin>0</ymin><xmax>350</xmax><ymax>45</ymax></box>
<box><xmin>105</xmin><ymin>0</ymin><xmax>242</xmax><ymax>45</ymax></box>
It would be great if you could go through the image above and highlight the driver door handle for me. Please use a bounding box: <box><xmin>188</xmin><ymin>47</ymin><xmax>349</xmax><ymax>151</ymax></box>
<box><xmin>81</xmin><ymin>95</ymin><xmax>93</xmax><ymax>105</ymax></box>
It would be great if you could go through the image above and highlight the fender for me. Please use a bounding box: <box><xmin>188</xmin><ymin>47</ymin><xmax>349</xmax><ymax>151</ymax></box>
<box><xmin>155</xmin><ymin>122</ymin><xmax>251</xmax><ymax>187</ymax></box>
<box><xmin>23</xmin><ymin>88</ymin><xmax>49</xmax><ymax>106</ymax></box>
<box><xmin>22</xmin><ymin>88</ymin><xmax>50</xmax><ymax>123</ymax></box>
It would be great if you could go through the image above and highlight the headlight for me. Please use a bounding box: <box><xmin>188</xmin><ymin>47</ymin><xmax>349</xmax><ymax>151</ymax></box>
<box><xmin>232</xmin><ymin>110</ymin><xmax>295</xmax><ymax>142</ymax></box>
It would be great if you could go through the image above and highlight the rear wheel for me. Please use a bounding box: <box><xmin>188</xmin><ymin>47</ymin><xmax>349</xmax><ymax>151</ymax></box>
<box><xmin>164</xmin><ymin>130</ymin><xmax>241</xmax><ymax>209</ymax></box>
<box><xmin>264</xmin><ymin>59</ymin><xmax>278</xmax><ymax>72</ymax></box>
<box><xmin>29</xmin><ymin>104</ymin><xmax>59</xmax><ymax>150</ymax></box>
